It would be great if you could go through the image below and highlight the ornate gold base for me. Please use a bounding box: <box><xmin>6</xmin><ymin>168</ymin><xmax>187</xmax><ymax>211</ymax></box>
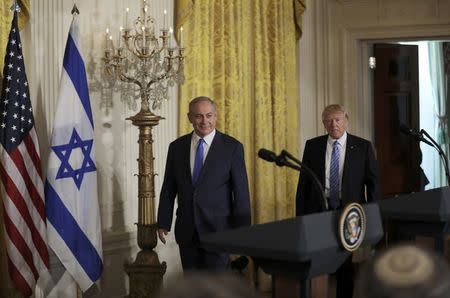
<box><xmin>125</xmin><ymin>249</ymin><xmax>167</xmax><ymax>298</ymax></box>
<box><xmin>137</xmin><ymin>223</ymin><xmax>158</xmax><ymax>249</ymax></box>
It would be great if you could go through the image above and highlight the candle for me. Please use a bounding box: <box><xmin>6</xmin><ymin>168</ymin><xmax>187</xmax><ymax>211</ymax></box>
<box><xmin>105</xmin><ymin>28</ymin><xmax>110</xmax><ymax>49</ymax></box>
<box><xmin>125</xmin><ymin>8</ymin><xmax>129</xmax><ymax>29</ymax></box>
<box><xmin>163</xmin><ymin>9</ymin><xmax>167</xmax><ymax>29</ymax></box>
<box><xmin>109</xmin><ymin>35</ymin><xmax>113</xmax><ymax>50</ymax></box>
<box><xmin>144</xmin><ymin>5</ymin><xmax>148</xmax><ymax>22</ymax></box>
<box><xmin>169</xmin><ymin>27</ymin><xmax>173</xmax><ymax>48</ymax></box>
<box><xmin>118</xmin><ymin>26</ymin><xmax>123</xmax><ymax>48</ymax></box>
<box><xmin>142</xmin><ymin>26</ymin><xmax>146</xmax><ymax>47</ymax></box>
<box><xmin>180</xmin><ymin>26</ymin><xmax>184</xmax><ymax>48</ymax></box>
<box><xmin>142</xmin><ymin>0</ymin><xmax>146</xmax><ymax>13</ymax></box>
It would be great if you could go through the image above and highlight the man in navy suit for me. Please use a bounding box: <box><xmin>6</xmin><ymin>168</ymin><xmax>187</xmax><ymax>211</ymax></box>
<box><xmin>157</xmin><ymin>96</ymin><xmax>251</xmax><ymax>271</ymax></box>
<box><xmin>296</xmin><ymin>104</ymin><xmax>379</xmax><ymax>298</ymax></box>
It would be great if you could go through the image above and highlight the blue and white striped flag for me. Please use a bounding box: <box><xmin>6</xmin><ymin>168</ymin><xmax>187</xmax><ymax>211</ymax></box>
<box><xmin>45</xmin><ymin>15</ymin><xmax>103</xmax><ymax>291</ymax></box>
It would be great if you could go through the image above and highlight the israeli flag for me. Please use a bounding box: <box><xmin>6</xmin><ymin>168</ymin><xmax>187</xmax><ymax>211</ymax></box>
<box><xmin>45</xmin><ymin>15</ymin><xmax>103</xmax><ymax>291</ymax></box>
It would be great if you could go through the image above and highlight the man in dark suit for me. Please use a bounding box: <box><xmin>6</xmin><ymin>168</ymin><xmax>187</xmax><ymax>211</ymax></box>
<box><xmin>157</xmin><ymin>96</ymin><xmax>251</xmax><ymax>271</ymax></box>
<box><xmin>296</xmin><ymin>104</ymin><xmax>379</xmax><ymax>298</ymax></box>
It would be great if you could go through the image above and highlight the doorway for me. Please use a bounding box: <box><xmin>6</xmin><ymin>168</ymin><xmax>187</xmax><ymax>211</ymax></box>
<box><xmin>372</xmin><ymin>41</ymin><xmax>450</xmax><ymax>197</ymax></box>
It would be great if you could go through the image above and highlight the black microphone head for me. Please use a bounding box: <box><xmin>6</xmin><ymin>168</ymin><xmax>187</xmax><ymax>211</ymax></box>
<box><xmin>399</xmin><ymin>123</ymin><xmax>412</xmax><ymax>135</ymax></box>
<box><xmin>399</xmin><ymin>124</ymin><xmax>422</xmax><ymax>142</ymax></box>
<box><xmin>275</xmin><ymin>155</ymin><xmax>287</xmax><ymax>167</ymax></box>
<box><xmin>258</xmin><ymin>148</ymin><xmax>277</xmax><ymax>162</ymax></box>
<box><xmin>230</xmin><ymin>256</ymin><xmax>249</xmax><ymax>271</ymax></box>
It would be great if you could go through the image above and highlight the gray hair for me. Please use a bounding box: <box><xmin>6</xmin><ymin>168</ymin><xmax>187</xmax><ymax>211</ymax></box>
<box><xmin>322</xmin><ymin>104</ymin><xmax>349</xmax><ymax>121</ymax></box>
<box><xmin>189</xmin><ymin>96</ymin><xmax>217</xmax><ymax>114</ymax></box>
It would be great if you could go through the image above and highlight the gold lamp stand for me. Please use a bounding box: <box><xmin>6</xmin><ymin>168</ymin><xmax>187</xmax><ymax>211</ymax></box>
<box><xmin>103</xmin><ymin>3</ymin><xmax>185</xmax><ymax>296</ymax></box>
<box><xmin>124</xmin><ymin>103</ymin><xmax>166</xmax><ymax>297</ymax></box>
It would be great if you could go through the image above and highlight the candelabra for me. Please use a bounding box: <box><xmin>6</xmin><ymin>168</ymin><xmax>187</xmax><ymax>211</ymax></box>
<box><xmin>103</xmin><ymin>2</ymin><xmax>184</xmax><ymax>297</ymax></box>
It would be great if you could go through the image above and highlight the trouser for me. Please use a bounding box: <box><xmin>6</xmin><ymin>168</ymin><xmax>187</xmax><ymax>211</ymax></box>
<box><xmin>178</xmin><ymin>231</ymin><xmax>230</xmax><ymax>272</ymax></box>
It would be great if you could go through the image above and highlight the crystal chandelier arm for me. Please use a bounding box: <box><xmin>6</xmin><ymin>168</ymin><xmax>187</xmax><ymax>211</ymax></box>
<box><xmin>104</xmin><ymin>63</ymin><xmax>118</xmax><ymax>78</ymax></box>
<box><xmin>119</xmin><ymin>72</ymin><xmax>143</xmax><ymax>89</ymax></box>
<box><xmin>145</xmin><ymin>46</ymin><xmax>157</xmax><ymax>58</ymax></box>
<box><xmin>158</xmin><ymin>30</ymin><xmax>170</xmax><ymax>52</ymax></box>
<box><xmin>145</xmin><ymin>72</ymin><xmax>169</xmax><ymax>90</ymax></box>
<box><xmin>123</xmin><ymin>33</ymin><xmax>148</xmax><ymax>58</ymax></box>
<box><xmin>123</xmin><ymin>38</ymin><xmax>142</xmax><ymax>57</ymax></box>
<box><xmin>173</xmin><ymin>58</ymin><xmax>184</xmax><ymax>73</ymax></box>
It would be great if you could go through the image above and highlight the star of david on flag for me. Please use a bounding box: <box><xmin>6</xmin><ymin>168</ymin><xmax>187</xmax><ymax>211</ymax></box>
<box><xmin>44</xmin><ymin>14</ymin><xmax>103</xmax><ymax>292</ymax></box>
<box><xmin>52</xmin><ymin>128</ymin><xmax>96</xmax><ymax>189</ymax></box>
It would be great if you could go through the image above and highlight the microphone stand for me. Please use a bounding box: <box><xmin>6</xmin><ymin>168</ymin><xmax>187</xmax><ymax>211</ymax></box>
<box><xmin>279</xmin><ymin>150</ymin><xmax>327</xmax><ymax>298</ymax></box>
<box><xmin>258</xmin><ymin>149</ymin><xmax>328</xmax><ymax>298</ymax></box>
<box><xmin>420</xmin><ymin>129</ymin><xmax>450</xmax><ymax>186</ymax></box>
<box><xmin>279</xmin><ymin>150</ymin><xmax>328</xmax><ymax>211</ymax></box>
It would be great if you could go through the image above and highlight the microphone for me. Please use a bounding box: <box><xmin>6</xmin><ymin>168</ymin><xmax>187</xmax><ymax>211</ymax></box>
<box><xmin>400</xmin><ymin>125</ymin><xmax>450</xmax><ymax>185</ymax></box>
<box><xmin>399</xmin><ymin>124</ymin><xmax>433</xmax><ymax>147</ymax></box>
<box><xmin>257</xmin><ymin>148</ymin><xmax>277</xmax><ymax>163</ymax></box>
<box><xmin>258</xmin><ymin>148</ymin><xmax>327</xmax><ymax>211</ymax></box>
<box><xmin>230</xmin><ymin>256</ymin><xmax>249</xmax><ymax>272</ymax></box>
<box><xmin>420</xmin><ymin>129</ymin><xmax>450</xmax><ymax>186</ymax></box>
<box><xmin>258</xmin><ymin>148</ymin><xmax>298</xmax><ymax>169</ymax></box>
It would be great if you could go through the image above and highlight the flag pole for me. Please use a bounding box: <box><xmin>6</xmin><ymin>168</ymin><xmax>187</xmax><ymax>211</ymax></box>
<box><xmin>72</xmin><ymin>5</ymin><xmax>82</xmax><ymax>297</ymax></box>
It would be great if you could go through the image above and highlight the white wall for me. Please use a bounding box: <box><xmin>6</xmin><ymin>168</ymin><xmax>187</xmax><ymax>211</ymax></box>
<box><xmin>24</xmin><ymin>0</ymin><xmax>181</xmax><ymax>297</ymax></box>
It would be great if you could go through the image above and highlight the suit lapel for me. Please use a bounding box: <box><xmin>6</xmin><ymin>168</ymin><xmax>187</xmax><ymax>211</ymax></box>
<box><xmin>318</xmin><ymin>136</ymin><xmax>327</xmax><ymax>185</ymax></box>
<box><xmin>342</xmin><ymin>134</ymin><xmax>355</xmax><ymax>198</ymax></box>
<box><xmin>183</xmin><ymin>133</ymin><xmax>193</xmax><ymax>184</ymax></box>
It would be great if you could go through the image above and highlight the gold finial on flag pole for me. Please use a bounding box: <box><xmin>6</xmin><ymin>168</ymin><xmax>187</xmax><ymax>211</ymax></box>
<box><xmin>71</xmin><ymin>3</ymin><xmax>80</xmax><ymax>15</ymax></box>
<box><xmin>10</xmin><ymin>0</ymin><xmax>21</xmax><ymax>12</ymax></box>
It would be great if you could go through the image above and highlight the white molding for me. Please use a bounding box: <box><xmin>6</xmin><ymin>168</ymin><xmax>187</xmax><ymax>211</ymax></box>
<box><xmin>345</xmin><ymin>23</ymin><xmax>450</xmax><ymax>41</ymax></box>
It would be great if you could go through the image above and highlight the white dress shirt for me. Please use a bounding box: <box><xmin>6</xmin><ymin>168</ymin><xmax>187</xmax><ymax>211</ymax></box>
<box><xmin>324</xmin><ymin>131</ymin><xmax>347</xmax><ymax>199</ymax></box>
<box><xmin>190</xmin><ymin>129</ymin><xmax>216</xmax><ymax>176</ymax></box>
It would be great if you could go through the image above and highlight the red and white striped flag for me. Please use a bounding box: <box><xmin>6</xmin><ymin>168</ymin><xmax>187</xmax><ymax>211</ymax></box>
<box><xmin>0</xmin><ymin>12</ymin><xmax>49</xmax><ymax>297</ymax></box>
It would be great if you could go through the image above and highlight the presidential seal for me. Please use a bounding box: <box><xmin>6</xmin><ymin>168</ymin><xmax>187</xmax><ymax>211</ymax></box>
<box><xmin>339</xmin><ymin>203</ymin><xmax>366</xmax><ymax>251</ymax></box>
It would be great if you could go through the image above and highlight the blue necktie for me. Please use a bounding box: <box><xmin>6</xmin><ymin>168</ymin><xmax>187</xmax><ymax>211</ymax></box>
<box><xmin>192</xmin><ymin>138</ymin><xmax>205</xmax><ymax>184</ymax></box>
<box><xmin>329</xmin><ymin>140</ymin><xmax>340</xmax><ymax>209</ymax></box>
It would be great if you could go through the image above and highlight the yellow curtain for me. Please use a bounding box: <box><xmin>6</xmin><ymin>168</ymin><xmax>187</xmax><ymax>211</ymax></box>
<box><xmin>176</xmin><ymin>0</ymin><xmax>305</xmax><ymax>288</ymax></box>
<box><xmin>0</xmin><ymin>1</ymin><xmax>29</xmax><ymax>296</ymax></box>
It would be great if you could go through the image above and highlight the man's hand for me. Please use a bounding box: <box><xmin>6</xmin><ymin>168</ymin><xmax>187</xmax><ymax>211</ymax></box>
<box><xmin>158</xmin><ymin>228</ymin><xmax>168</xmax><ymax>244</ymax></box>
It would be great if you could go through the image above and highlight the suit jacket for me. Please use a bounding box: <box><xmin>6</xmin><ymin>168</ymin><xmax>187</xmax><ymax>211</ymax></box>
<box><xmin>157</xmin><ymin>130</ymin><xmax>251</xmax><ymax>244</ymax></box>
<box><xmin>296</xmin><ymin>133</ymin><xmax>379</xmax><ymax>215</ymax></box>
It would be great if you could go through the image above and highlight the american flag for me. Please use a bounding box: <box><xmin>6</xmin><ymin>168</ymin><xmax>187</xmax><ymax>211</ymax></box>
<box><xmin>0</xmin><ymin>12</ymin><xmax>49</xmax><ymax>297</ymax></box>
